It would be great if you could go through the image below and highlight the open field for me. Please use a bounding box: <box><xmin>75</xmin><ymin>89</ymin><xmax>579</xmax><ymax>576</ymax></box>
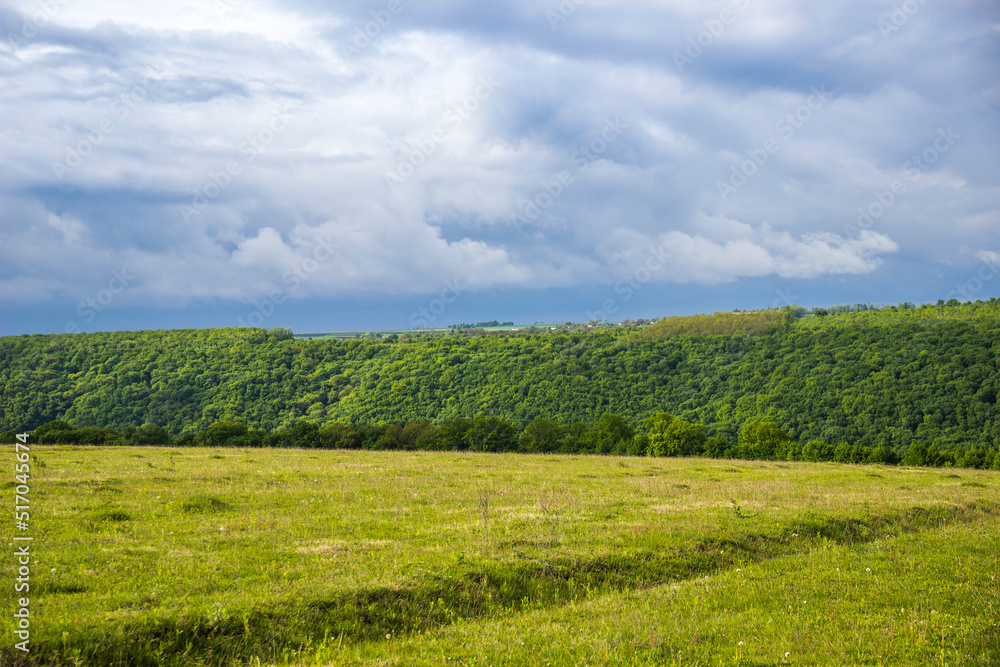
<box><xmin>3</xmin><ymin>446</ymin><xmax>999</xmax><ymax>665</ymax></box>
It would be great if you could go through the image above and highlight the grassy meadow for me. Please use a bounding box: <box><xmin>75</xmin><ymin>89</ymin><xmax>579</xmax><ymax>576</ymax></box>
<box><xmin>2</xmin><ymin>446</ymin><xmax>999</xmax><ymax>665</ymax></box>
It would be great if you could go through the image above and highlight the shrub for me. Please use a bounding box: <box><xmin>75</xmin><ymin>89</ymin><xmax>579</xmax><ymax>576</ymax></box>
<box><xmin>519</xmin><ymin>417</ymin><xmax>563</xmax><ymax>454</ymax></box>
<box><xmin>644</xmin><ymin>413</ymin><xmax>705</xmax><ymax>457</ymax></box>
<box><xmin>466</xmin><ymin>416</ymin><xmax>517</xmax><ymax>452</ymax></box>
<box><xmin>588</xmin><ymin>413</ymin><xmax>634</xmax><ymax>455</ymax></box>
<box><xmin>196</xmin><ymin>422</ymin><xmax>249</xmax><ymax>447</ymax></box>
<box><xmin>736</xmin><ymin>420</ymin><xmax>792</xmax><ymax>460</ymax></box>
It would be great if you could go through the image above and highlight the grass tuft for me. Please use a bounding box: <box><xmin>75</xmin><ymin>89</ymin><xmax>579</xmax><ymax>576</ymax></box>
<box><xmin>180</xmin><ymin>495</ymin><xmax>232</xmax><ymax>513</ymax></box>
<box><xmin>95</xmin><ymin>509</ymin><xmax>132</xmax><ymax>522</ymax></box>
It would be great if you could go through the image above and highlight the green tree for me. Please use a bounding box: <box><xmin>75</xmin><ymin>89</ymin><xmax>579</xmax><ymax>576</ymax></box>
<box><xmin>588</xmin><ymin>413</ymin><xmax>634</xmax><ymax>455</ymax></box>
<box><xmin>627</xmin><ymin>434</ymin><xmax>649</xmax><ymax>456</ymax></box>
<box><xmin>736</xmin><ymin>420</ymin><xmax>792</xmax><ymax>460</ymax></box>
<box><xmin>643</xmin><ymin>413</ymin><xmax>674</xmax><ymax>457</ymax></box>
<box><xmin>438</xmin><ymin>418</ymin><xmax>472</xmax><ymax>451</ymax></box>
<box><xmin>902</xmin><ymin>442</ymin><xmax>928</xmax><ymax>466</ymax></box>
<box><xmin>466</xmin><ymin>416</ymin><xmax>517</xmax><ymax>452</ymax></box>
<box><xmin>133</xmin><ymin>423</ymin><xmax>172</xmax><ymax>446</ymax></box>
<box><xmin>409</xmin><ymin>421</ymin><xmax>441</xmax><ymax>450</ymax></box>
<box><xmin>558</xmin><ymin>422</ymin><xmax>590</xmax><ymax>453</ymax></box>
<box><xmin>802</xmin><ymin>440</ymin><xmax>834</xmax><ymax>462</ymax></box>
<box><xmin>833</xmin><ymin>442</ymin><xmax>859</xmax><ymax>463</ymax></box>
<box><xmin>33</xmin><ymin>420</ymin><xmax>75</xmax><ymax>443</ymax></box>
<box><xmin>356</xmin><ymin>424</ymin><xmax>389</xmax><ymax>450</ymax></box>
<box><xmin>288</xmin><ymin>421</ymin><xmax>321</xmax><ymax>448</ymax></box>
<box><xmin>74</xmin><ymin>426</ymin><xmax>122</xmax><ymax>445</ymax></box>
<box><xmin>869</xmin><ymin>443</ymin><xmax>899</xmax><ymax>465</ymax></box>
<box><xmin>375</xmin><ymin>423</ymin><xmax>407</xmax><ymax>450</ymax></box>
<box><xmin>644</xmin><ymin>412</ymin><xmax>706</xmax><ymax>457</ymax></box>
<box><xmin>704</xmin><ymin>436</ymin><xmax>730</xmax><ymax>458</ymax></box>
<box><xmin>197</xmin><ymin>421</ymin><xmax>248</xmax><ymax>447</ymax></box>
<box><xmin>317</xmin><ymin>422</ymin><xmax>359</xmax><ymax>449</ymax></box>
<box><xmin>519</xmin><ymin>417</ymin><xmax>563</xmax><ymax>453</ymax></box>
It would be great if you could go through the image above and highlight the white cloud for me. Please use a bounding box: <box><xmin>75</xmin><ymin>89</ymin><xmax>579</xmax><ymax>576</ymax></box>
<box><xmin>4</xmin><ymin>0</ymin><xmax>312</xmax><ymax>42</ymax></box>
<box><xmin>0</xmin><ymin>0</ymin><xmax>997</xmax><ymax>325</ymax></box>
<box><xmin>606</xmin><ymin>225</ymin><xmax>898</xmax><ymax>285</ymax></box>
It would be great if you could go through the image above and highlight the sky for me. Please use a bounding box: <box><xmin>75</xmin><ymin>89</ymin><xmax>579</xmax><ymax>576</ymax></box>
<box><xmin>1</xmin><ymin>0</ymin><xmax>998</xmax><ymax>336</ymax></box>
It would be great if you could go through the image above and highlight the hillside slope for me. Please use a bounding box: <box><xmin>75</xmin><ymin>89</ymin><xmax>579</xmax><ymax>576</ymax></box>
<box><xmin>2</xmin><ymin>300</ymin><xmax>999</xmax><ymax>452</ymax></box>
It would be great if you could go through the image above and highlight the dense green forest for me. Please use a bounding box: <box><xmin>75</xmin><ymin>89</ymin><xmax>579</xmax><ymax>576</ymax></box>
<box><xmin>2</xmin><ymin>300</ymin><xmax>999</xmax><ymax>461</ymax></box>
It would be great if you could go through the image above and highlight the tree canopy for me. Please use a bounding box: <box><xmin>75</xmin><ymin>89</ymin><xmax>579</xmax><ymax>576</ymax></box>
<box><xmin>2</xmin><ymin>299</ymin><xmax>1000</xmax><ymax>462</ymax></box>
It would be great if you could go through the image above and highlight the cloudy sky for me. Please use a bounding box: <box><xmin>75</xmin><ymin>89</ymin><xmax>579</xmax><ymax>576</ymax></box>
<box><xmin>1</xmin><ymin>0</ymin><xmax>998</xmax><ymax>335</ymax></box>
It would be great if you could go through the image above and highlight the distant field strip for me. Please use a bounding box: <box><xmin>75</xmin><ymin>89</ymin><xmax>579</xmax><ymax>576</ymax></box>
<box><xmin>2</xmin><ymin>448</ymin><xmax>997</xmax><ymax>666</ymax></box>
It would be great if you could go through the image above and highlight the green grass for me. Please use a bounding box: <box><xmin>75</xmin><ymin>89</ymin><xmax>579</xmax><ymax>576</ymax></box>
<box><xmin>2</xmin><ymin>447</ymin><xmax>998</xmax><ymax>665</ymax></box>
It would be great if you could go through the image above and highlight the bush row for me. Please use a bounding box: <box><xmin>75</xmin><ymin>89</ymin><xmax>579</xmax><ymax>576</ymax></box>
<box><xmin>6</xmin><ymin>413</ymin><xmax>1000</xmax><ymax>470</ymax></box>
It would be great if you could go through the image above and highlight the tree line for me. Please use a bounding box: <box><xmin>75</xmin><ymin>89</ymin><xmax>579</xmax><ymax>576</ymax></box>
<box><xmin>9</xmin><ymin>412</ymin><xmax>999</xmax><ymax>470</ymax></box>
<box><xmin>2</xmin><ymin>299</ymin><xmax>999</xmax><ymax>458</ymax></box>
<box><xmin>449</xmin><ymin>320</ymin><xmax>515</xmax><ymax>329</ymax></box>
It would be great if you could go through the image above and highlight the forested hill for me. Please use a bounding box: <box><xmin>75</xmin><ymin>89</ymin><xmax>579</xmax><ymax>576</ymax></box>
<box><xmin>2</xmin><ymin>300</ymin><xmax>999</xmax><ymax>453</ymax></box>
